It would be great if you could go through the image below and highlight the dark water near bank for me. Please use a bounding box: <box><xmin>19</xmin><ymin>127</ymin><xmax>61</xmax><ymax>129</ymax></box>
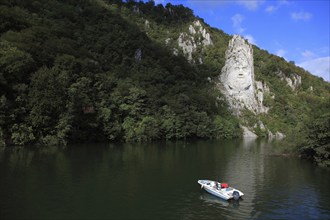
<box><xmin>1</xmin><ymin>139</ymin><xmax>329</xmax><ymax>220</ymax></box>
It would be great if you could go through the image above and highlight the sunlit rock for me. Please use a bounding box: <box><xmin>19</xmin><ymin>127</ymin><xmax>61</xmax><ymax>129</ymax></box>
<box><xmin>268</xmin><ymin>130</ymin><xmax>286</xmax><ymax>140</ymax></box>
<box><xmin>177</xmin><ymin>20</ymin><xmax>212</xmax><ymax>62</ymax></box>
<box><xmin>220</xmin><ymin>35</ymin><xmax>258</xmax><ymax>114</ymax></box>
<box><xmin>254</xmin><ymin>121</ymin><xmax>266</xmax><ymax>131</ymax></box>
<box><xmin>189</xmin><ymin>25</ymin><xmax>196</xmax><ymax>35</ymax></box>
<box><xmin>255</xmin><ymin>81</ymin><xmax>270</xmax><ymax>113</ymax></box>
<box><xmin>219</xmin><ymin>35</ymin><xmax>281</xmax><ymax>138</ymax></box>
<box><xmin>276</xmin><ymin>70</ymin><xmax>302</xmax><ymax>90</ymax></box>
<box><xmin>275</xmin><ymin>131</ymin><xmax>286</xmax><ymax>140</ymax></box>
<box><xmin>220</xmin><ymin>35</ymin><xmax>269</xmax><ymax>115</ymax></box>
<box><xmin>178</xmin><ymin>33</ymin><xmax>196</xmax><ymax>61</ymax></box>
<box><xmin>165</xmin><ymin>38</ymin><xmax>171</xmax><ymax>45</ymax></box>
<box><xmin>193</xmin><ymin>20</ymin><xmax>212</xmax><ymax>46</ymax></box>
<box><xmin>242</xmin><ymin>126</ymin><xmax>258</xmax><ymax>138</ymax></box>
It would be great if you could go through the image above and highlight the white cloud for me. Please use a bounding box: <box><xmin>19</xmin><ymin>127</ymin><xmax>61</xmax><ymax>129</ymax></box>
<box><xmin>291</xmin><ymin>11</ymin><xmax>312</xmax><ymax>21</ymax></box>
<box><xmin>302</xmin><ymin>50</ymin><xmax>317</xmax><ymax>59</ymax></box>
<box><xmin>276</xmin><ymin>49</ymin><xmax>287</xmax><ymax>58</ymax></box>
<box><xmin>265</xmin><ymin>5</ymin><xmax>276</xmax><ymax>13</ymax></box>
<box><xmin>298</xmin><ymin>57</ymin><xmax>330</xmax><ymax>81</ymax></box>
<box><xmin>237</xmin><ymin>1</ymin><xmax>264</xmax><ymax>11</ymax></box>
<box><xmin>231</xmin><ymin>13</ymin><xmax>245</xmax><ymax>34</ymax></box>
<box><xmin>265</xmin><ymin>0</ymin><xmax>289</xmax><ymax>13</ymax></box>
<box><xmin>244</xmin><ymin>34</ymin><xmax>257</xmax><ymax>45</ymax></box>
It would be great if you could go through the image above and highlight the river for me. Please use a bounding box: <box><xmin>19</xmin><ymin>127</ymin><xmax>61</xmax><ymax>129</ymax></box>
<box><xmin>0</xmin><ymin>139</ymin><xmax>329</xmax><ymax>219</ymax></box>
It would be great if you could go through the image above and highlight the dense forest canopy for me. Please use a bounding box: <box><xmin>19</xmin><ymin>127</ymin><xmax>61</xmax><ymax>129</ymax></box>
<box><xmin>0</xmin><ymin>0</ymin><xmax>329</xmax><ymax>166</ymax></box>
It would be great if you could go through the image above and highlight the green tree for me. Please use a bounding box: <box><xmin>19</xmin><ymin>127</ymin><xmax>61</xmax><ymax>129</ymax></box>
<box><xmin>300</xmin><ymin>113</ymin><xmax>330</xmax><ymax>167</ymax></box>
<box><xmin>28</xmin><ymin>66</ymin><xmax>70</xmax><ymax>142</ymax></box>
<box><xmin>0</xmin><ymin>40</ymin><xmax>34</xmax><ymax>88</ymax></box>
<box><xmin>10</xmin><ymin>123</ymin><xmax>35</xmax><ymax>146</ymax></box>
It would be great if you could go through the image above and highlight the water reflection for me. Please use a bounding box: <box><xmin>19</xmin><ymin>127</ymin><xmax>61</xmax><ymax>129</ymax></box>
<box><xmin>200</xmin><ymin>193</ymin><xmax>231</xmax><ymax>207</ymax></box>
<box><xmin>0</xmin><ymin>140</ymin><xmax>329</xmax><ymax>220</ymax></box>
<box><xmin>205</xmin><ymin>138</ymin><xmax>266</xmax><ymax>218</ymax></box>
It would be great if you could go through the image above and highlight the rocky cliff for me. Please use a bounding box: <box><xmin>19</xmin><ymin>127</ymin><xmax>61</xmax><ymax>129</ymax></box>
<box><xmin>219</xmin><ymin>35</ymin><xmax>290</xmax><ymax>138</ymax></box>
<box><xmin>220</xmin><ymin>35</ymin><xmax>269</xmax><ymax>116</ymax></box>
<box><xmin>176</xmin><ymin>20</ymin><xmax>213</xmax><ymax>63</ymax></box>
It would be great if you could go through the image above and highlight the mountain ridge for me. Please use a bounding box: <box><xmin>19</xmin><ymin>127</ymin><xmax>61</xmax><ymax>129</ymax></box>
<box><xmin>0</xmin><ymin>0</ymin><xmax>329</xmax><ymax>159</ymax></box>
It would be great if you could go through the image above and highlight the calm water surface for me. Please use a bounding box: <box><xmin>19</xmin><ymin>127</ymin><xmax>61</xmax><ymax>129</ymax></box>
<box><xmin>0</xmin><ymin>139</ymin><xmax>329</xmax><ymax>220</ymax></box>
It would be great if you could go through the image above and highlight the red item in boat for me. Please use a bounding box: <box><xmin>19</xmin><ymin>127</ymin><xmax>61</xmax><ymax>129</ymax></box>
<box><xmin>221</xmin><ymin>183</ymin><xmax>229</xmax><ymax>188</ymax></box>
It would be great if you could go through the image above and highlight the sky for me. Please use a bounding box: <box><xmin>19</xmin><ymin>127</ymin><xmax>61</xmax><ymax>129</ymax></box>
<box><xmin>152</xmin><ymin>0</ymin><xmax>330</xmax><ymax>81</ymax></box>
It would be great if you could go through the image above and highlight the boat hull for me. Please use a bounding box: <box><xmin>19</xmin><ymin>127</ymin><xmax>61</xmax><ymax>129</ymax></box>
<box><xmin>198</xmin><ymin>180</ymin><xmax>244</xmax><ymax>200</ymax></box>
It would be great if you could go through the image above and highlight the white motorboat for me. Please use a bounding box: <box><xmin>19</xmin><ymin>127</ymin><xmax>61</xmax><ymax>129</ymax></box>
<box><xmin>197</xmin><ymin>180</ymin><xmax>244</xmax><ymax>200</ymax></box>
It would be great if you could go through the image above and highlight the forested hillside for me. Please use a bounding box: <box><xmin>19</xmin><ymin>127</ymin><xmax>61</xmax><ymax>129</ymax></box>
<box><xmin>0</xmin><ymin>0</ymin><xmax>329</xmax><ymax>163</ymax></box>
<box><xmin>0</xmin><ymin>0</ymin><xmax>241</xmax><ymax>146</ymax></box>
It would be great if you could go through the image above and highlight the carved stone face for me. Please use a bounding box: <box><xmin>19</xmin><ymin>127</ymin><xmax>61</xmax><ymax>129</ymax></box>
<box><xmin>220</xmin><ymin>34</ymin><xmax>260</xmax><ymax>115</ymax></box>
<box><xmin>225</xmin><ymin>49</ymin><xmax>253</xmax><ymax>92</ymax></box>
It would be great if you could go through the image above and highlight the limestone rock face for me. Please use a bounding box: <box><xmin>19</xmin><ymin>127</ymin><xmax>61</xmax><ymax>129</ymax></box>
<box><xmin>172</xmin><ymin>48</ymin><xmax>179</xmax><ymax>56</ymax></box>
<box><xmin>177</xmin><ymin>20</ymin><xmax>212</xmax><ymax>62</ymax></box>
<box><xmin>255</xmin><ymin>81</ymin><xmax>270</xmax><ymax>113</ymax></box>
<box><xmin>276</xmin><ymin>71</ymin><xmax>301</xmax><ymax>90</ymax></box>
<box><xmin>268</xmin><ymin>131</ymin><xmax>286</xmax><ymax>140</ymax></box>
<box><xmin>191</xmin><ymin>20</ymin><xmax>212</xmax><ymax>46</ymax></box>
<box><xmin>178</xmin><ymin>33</ymin><xmax>196</xmax><ymax>61</ymax></box>
<box><xmin>242</xmin><ymin>126</ymin><xmax>258</xmax><ymax>138</ymax></box>
<box><xmin>165</xmin><ymin>38</ymin><xmax>171</xmax><ymax>45</ymax></box>
<box><xmin>219</xmin><ymin>35</ymin><xmax>286</xmax><ymax>138</ymax></box>
<box><xmin>220</xmin><ymin>35</ymin><xmax>268</xmax><ymax>115</ymax></box>
<box><xmin>145</xmin><ymin>20</ymin><xmax>150</xmax><ymax>29</ymax></box>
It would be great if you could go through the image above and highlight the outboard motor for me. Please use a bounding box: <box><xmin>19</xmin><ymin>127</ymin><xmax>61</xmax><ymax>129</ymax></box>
<box><xmin>233</xmin><ymin>191</ymin><xmax>240</xmax><ymax>200</ymax></box>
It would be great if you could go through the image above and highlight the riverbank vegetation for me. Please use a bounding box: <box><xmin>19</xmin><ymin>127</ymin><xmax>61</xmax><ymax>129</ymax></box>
<box><xmin>298</xmin><ymin>112</ymin><xmax>330</xmax><ymax>167</ymax></box>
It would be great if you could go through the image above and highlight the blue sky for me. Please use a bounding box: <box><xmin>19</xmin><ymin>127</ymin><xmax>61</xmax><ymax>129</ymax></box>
<box><xmin>152</xmin><ymin>0</ymin><xmax>330</xmax><ymax>81</ymax></box>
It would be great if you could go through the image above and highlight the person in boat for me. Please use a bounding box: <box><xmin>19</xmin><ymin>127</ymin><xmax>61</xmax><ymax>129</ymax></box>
<box><xmin>221</xmin><ymin>183</ymin><xmax>229</xmax><ymax>189</ymax></box>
